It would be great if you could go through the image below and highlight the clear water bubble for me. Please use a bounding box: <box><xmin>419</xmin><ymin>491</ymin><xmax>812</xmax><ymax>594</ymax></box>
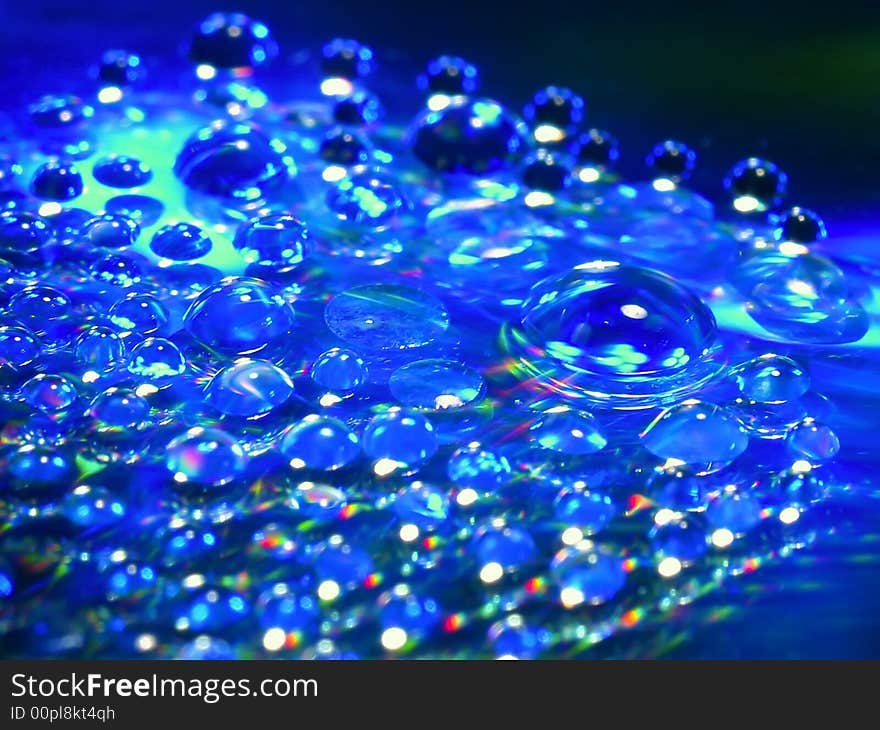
<box><xmin>188</xmin><ymin>12</ymin><xmax>277</xmax><ymax>73</ymax></box>
<box><xmin>553</xmin><ymin>487</ymin><xmax>617</xmax><ymax>534</ymax></box>
<box><xmin>94</xmin><ymin>50</ymin><xmax>144</xmax><ymax>88</ymax></box>
<box><xmin>30</xmin><ymin>161</ymin><xmax>84</xmax><ymax>201</ymax></box>
<box><xmin>649</xmin><ymin>516</ymin><xmax>708</xmax><ymax>564</ymax></box>
<box><xmin>324</xmin><ymin>284</ymin><xmax>449</xmax><ymax>352</ymax></box>
<box><xmin>321</xmin><ymin>38</ymin><xmax>375</xmax><ymax>81</ymax></box>
<box><xmin>646</xmin><ymin>139</ymin><xmax>696</xmax><ymax>183</ymax></box>
<box><xmin>29</xmin><ymin>94</ymin><xmax>93</xmax><ymax>128</ymax></box>
<box><xmin>183</xmin><ymin>276</ymin><xmax>296</xmax><ymax>356</ymax></box>
<box><xmin>204</xmin><ymin>358</ymin><xmax>294</xmax><ymax>417</ymax></box>
<box><xmin>257</xmin><ymin>583</ymin><xmax>319</xmax><ymax>644</ymax></box>
<box><xmin>362</xmin><ymin>409</ymin><xmax>438</xmax><ymax>469</ymax></box>
<box><xmin>310</xmin><ymin>348</ymin><xmax>367</xmax><ymax>392</ymax></box>
<box><xmin>521</xmin><ymin>149</ymin><xmax>572</xmax><ymax>192</ymax></box>
<box><xmin>150</xmin><ymin>222</ymin><xmax>212</xmax><ymax>261</ymax></box>
<box><xmin>92</xmin><ymin>155</ymin><xmax>152</xmax><ymax>188</ymax></box>
<box><xmin>0</xmin><ymin>325</ymin><xmax>41</xmax><ymax>369</ymax></box>
<box><xmin>572</xmin><ymin>128</ymin><xmax>620</xmax><ymax>173</ymax></box>
<box><xmin>729</xmin><ymin>397</ymin><xmax>807</xmax><ymax>439</ymax></box>
<box><xmin>506</xmin><ymin>262</ymin><xmax>721</xmax><ymax>406</ymax></box>
<box><xmin>724</xmin><ymin>157</ymin><xmax>787</xmax><ymax>214</ymax></box>
<box><xmin>166</xmin><ymin>426</ymin><xmax>247</xmax><ymax>488</ymax></box>
<box><xmin>786</xmin><ymin>419</ymin><xmax>840</xmax><ymax>463</ymax></box>
<box><xmin>550</xmin><ymin>541</ymin><xmax>625</xmax><ymax>605</ymax></box>
<box><xmin>9</xmin><ymin>285</ymin><xmax>71</xmax><ymax>337</ymax></box>
<box><xmin>127</xmin><ymin>337</ymin><xmax>186</xmax><ymax>382</ymax></box>
<box><xmin>411</xmin><ymin>96</ymin><xmax>526</xmax><ymax>175</ymax></box>
<box><xmin>288</xmin><ymin>482</ymin><xmax>348</xmax><ymax>522</ymax></box>
<box><xmin>332</xmin><ymin>89</ymin><xmax>382</xmax><ymax>126</ymax></box>
<box><xmin>389</xmin><ymin>359</ymin><xmax>485</xmax><ymax>409</ymax></box>
<box><xmin>233</xmin><ymin>214</ymin><xmax>310</xmax><ymax>271</ymax></box>
<box><xmin>641</xmin><ymin>400</ymin><xmax>749</xmax><ymax>474</ymax></box>
<box><xmin>326</xmin><ymin>170</ymin><xmax>409</xmax><ymax>230</ymax></box>
<box><xmin>319</xmin><ymin>128</ymin><xmax>371</xmax><ymax>167</ymax></box>
<box><xmin>109</xmin><ymin>293</ymin><xmax>169</xmax><ymax>335</ymax></box>
<box><xmin>0</xmin><ymin>211</ymin><xmax>52</xmax><ymax>266</ymax></box>
<box><xmin>86</xmin><ymin>387</ymin><xmax>151</xmax><ymax>436</ymax></box>
<box><xmin>523</xmin><ymin>86</ymin><xmax>585</xmax><ymax>144</ymax></box>
<box><xmin>705</xmin><ymin>490</ymin><xmax>762</xmax><ymax>534</ymax></box>
<box><xmin>732</xmin><ymin>354</ymin><xmax>809</xmax><ymax>403</ymax></box>
<box><xmin>772</xmin><ymin>206</ymin><xmax>827</xmax><ymax>244</ymax></box>
<box><xmin>529</xmin><ymin>405</ymin><xmax>607</xmax><ymax>455</ymax></box>
<box><xmin>447</xmin><ymin>442</ymin><xmax>512</xmax><ymax>492</ymax></box>
<box><xmin>392</xmin><ymin>481</ymin><xmax>451</xmax><ymax>531</ymax></box>
<box><xmin>418</xmin><ymin>55</ymin><xmax>479</xmax><ymax>96</ymax></box>
<box><xmin>105</xmin><ymin>194</ymin><xmax>164</xmax><ymax>226</ymax></box>
<box><xmin>174</xmin><ymin>121</ymin><xmax>292</xmax><ymax>202</ymax></box>
<box><xmin>474</xmin><ymin>523</ymin><xmax>538</xmax><ymax>575</ymax></box>
<box><xmin>61</xmin><ymin>484</ymin><xmax>126</xmax><ymax>529</ymax></box>
<box><xmin>20</xmin><ymin>374</ymin><xmax>78</xmax><ymax>413</ymax></box>
<box><xmin>90</xmin><ymin>252</ymin><xmax>143</xmax><ymax>286</ymax></box>
<box><xmin>281</xmin><ymin>414</ymin><xmax>360</xmax><ymax>471</ymax></box>
<box><xmin>81</xmin><ymin>213</ymin><xmax>140</xmax><ymax>249</ymax></box>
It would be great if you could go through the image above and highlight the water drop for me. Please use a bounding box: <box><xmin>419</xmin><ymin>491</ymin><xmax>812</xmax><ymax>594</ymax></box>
<box><xmin>313</xmin><ymin>541</ymin><xmax>374</xmax><ymax>591</ymax></box>
<box><xmin>553</xmin><ymin>487</ymin><xmax>617</xmax><ymax>534</ymax></box>
<box><xmin>732</xmin><ymin>354</ymin><xmax>809</xmax><ymax>403</ymax></box>
<box><xmin>572</xmin><ymin>128</ymin><xmax>620</xmax><ymax>172</ymax></box>
<box><xmin>61</xmin><ymin>484</ymin><xmax>126</xmax><ymax>529</ymax></box>
<box><xmin>86</xmin><ymin>387</ymin><xmax>151</xmax><ymax>436</ymax></box>
<box><xmin>105</xmin><ymin>194</ymin><xmax>164</xmax><ymax>226</ymax></box>
<box><xmin>0</xmin><ymin>211</ymin><xmax>52</xmax><ymax>266</ymax></box>
<box><xmin>724</xmin><ymin>157</ymin><xmax>787</xmax><ymax>214</ymax></box>
<box><xmin>150</xmin><ymin>222</ymin><xmax>212</xmax><ymax>261</ymax></box>
<box><xmin>109</xmin><ymin>293</ymin><xmax>169</xmax><ymax>335</ymax></box>
<box><xmin>205</xmin><ymin>358</ymin><xmax>293</xmax><ymax>417</ymax></box>
<box><xmin>362</xmin><ymin>409</ymin><xmax>438</xmax><ymax>469</ymax></box>
<box><xmin>90</xmin><ymin>252</ymin><xmax>143</xmax><ymax>286</ymax></box>
<box><xmin>474</xmin><ymin>523</ymin><xmax>538</xmax><ymax>574</ymax></box>
<box><xmin>127</xmin><ymin>337</ymin><xmax>186</xmax><ymax>382</ymax></box>
<box><xmin>786</xmin><ymin>420</ymin><xmax>840</xmax><ymax>463</ymax></box>
<box><xmin>530</xmin><ymin>406</ymin><xmax>607</xmax><ymax>455</ymax></box>
<box><xmin>646</xmin><ymin>139</ymin><xmax>696</xmax><ymax>183</ymax></box>
<box><xmin>523</xmin><ymin>86</ymin><xmax>584</xmax><ymax>144</ymax></box>
<box><xmin>389</xmin><ymin>359</ymin><xmax>484</xmax><ymax>409</ymax></box>
<box><xmin>93</xmin><ymin>155</ymin><xmax>152</xmax><ymax>188</ymax></box>
<box><xmin>81</xmin><ymin>213</ymin><xmax>139</xmax><ymax>248</ymax></box>
<box><xmin>166</xmin><ymin>427</ymin><xmax>247</xmax><ymax>488</ymax></box>
<box><xmin>772</xmin><ymin>206</ymin><xmax>826</xmax><ymax>244</ymax></box>
<box><xmin>189</xmin><ymin>12</ymin><xmax>277</xmax><ymax>73</ymax></box>
<box><xmin>319</xmin><ymin>129</ymin><xmax>371</xmax><ymax>166</ymax></box>
<box><xmin>326</xmin><ymin>170</ymin><xmax>409</xmax><ymax>229</ymax></box>
<box><xmin>31</xmin><ymin>161</ymin><xmax>84</xmax><ymax>201</ymax></box>
<box><xmin>257</xmin><ymin>583</ymin><xmax>319</xmax><ymax>640</ymax></box>
<box><xmin>321</xmin><ymin>38</ymin><xmax>375</xmax><ymax>81</ymax></box>
<box><xmin>0</xmin><ymin>325</ymin><xmax>41</xmax><ymax>369</ymax></box>
<box><xmin>447</xmin><ymin>442</ymin><xmax>511</xmax><ymax>492</ymax></box>
<box><xmin>332</xmin><ymin>89</ymin><xmax>382</xmax><ymax>126</ymax></box>
<box><xmin>392</xmin><ymin>481</ymin><xmax>450</xmax><ymax>531</ymax></box>
<box><xmin>550</xmin><ymin>542</ymin><xmax>626</xmax><ymax>605</ymax></box>
<box><xmin>281</xmin><ymin>414</ymin><xmax>360</xmax><ymax>471</ymax></box>
<box><xmin>95</xmin><ymin>50</ymin><xmax>144</xmax><ymax>88</ymax></box>
<box><xmin>418</xmin><ymin>56</ymin><xmax>479</xmax><ymax>96</ymax></box>
<box><xmin>310</xmin><ymin>347</ymin><xmax>367</xmax><ymax>392</ymax></box>
<box><xmin>9</xmin><ymin>285</ymin><xmax>70</xmax><ymax>337</ymax></box>
<box><xmin>233</xmin><ymin>214</ymin><xmax>310</xmax><ymax>271</ymax></box>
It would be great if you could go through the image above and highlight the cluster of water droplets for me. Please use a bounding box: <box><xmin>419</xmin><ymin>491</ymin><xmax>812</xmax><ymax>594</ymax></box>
<box><xmin>0</xmin><ymin>9</ymin><xmax>871</xmax><ymax>660</ymax></box>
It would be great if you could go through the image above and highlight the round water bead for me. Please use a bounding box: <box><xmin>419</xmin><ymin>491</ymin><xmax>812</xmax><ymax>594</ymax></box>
<box><xmin>326</xmin><ymin>170</ymin><xmax>409</xmax><ymax>229</ymax></box>
<box><xmin>257</xmin><ymin>583</ymin><xmax>319</xmax><ymax>645</ymax></box>
<box><xmin>392</xmin><ymin>481</ymin><xmax>451</xmax><ymax>532</ymax></box>
<box><xmin>319</xmin><ymin>129</ymin><xmax>371</xmax><ymax>166</ymax></box>
<box><xmin>447</xmin><ymin>442</ymin><xmax>511</xmax><ymax>492</ymax></box>
<box><xmin>0</xmin><ymin>211</ymin><xmax>52</xmax><ymax>265</ymax></box>
<box><xmin>127</xmin><ymin>337</ymin><xmax>186</xmax><ymax>382</ymax></box>
<box><xmin>288</xmin><ymin>482</ymin><xmax>349</xmax><ymax>522</ymax></box>
<box><xmin>724</xmin><ymin>157</ymin><xmax>787</xmax><ymax>214</ymax></box>
<box><xmin>233</xmin><ymin>214</ymin><xmax>310</xmax><ymax>271</ymax></box>
<box><xmin>95</xmin><ymin>50</ymin><xmax>144</xmax><ymax>88</ymax></box>
<box><xmin>411</xmin><ymin>97</ymin><xmax>526</xmax><ymax>175</ymax></box>
<box><xmin>20</xmin><ymin>373</ymin><xmax>78</xmax><ymax>413</ymax></box>
<box><xmin>109</xmin><ymin>293</ymin><xmax>169</xmax><ymax>335</ymax></box>
<box><xmin>0</xmin><ymin>325</ymin><xmax>41</xmax><ymax>369</ymax></box>
<box><xmin>729</xmin><ymin>397</ymin><xmax>807</xmax><ymax>439</ymax></box>
<box><xmin>92</xmin><ymin>155</ymin><xmax>152</xmax><ymax>188</ymax></box>
<box><xmin>332</xmin><ymin>89</ymin><xmax>382</xmax><ymax>126</ymax></box>
<box><xmin>521</xmin><ymin>149</ymin><xmax>572</xmax><ymax>192</ymax></box>
<box><xmin>61</xmin><ymin>484</ymin><xmax>126</xmax><ymax>529</ymax></box>
<box><xmin>474</xmin><ymin>523</ymin><xmax>538</xmax><ymax>575</ymax></box>
<box><xmin>641</xmin><ymin>401</ymin><xmax>749</xmax><ymax>474</ymax></box>
<box><xmin>510</xmin><ymin>262</ymin><xmax>720</xmax><ymax>405</ymax></box>
<box><xmin>9</xmin><ymin>285</ymin><xmax>71</xmax><ymax>336</ymax></box>
<box><xmin>362</xmin><ymin>409</ymin><xmax>438</xmax><ymax>468</ymax></box>
<box><xmin>105</xmin><ymin>194</ymin><xmax>164</xmax><ymax>226</ymax></box>
<box><xmin>417</xmin><ymin>55</ymin><xmax>479</xmax><ymax>96</ymax></box>
<box><xmin>150</xmin><ymin>222</ymin><xmax>212</xmax><ymax>261</ymax></box>
<box><xmin>553</xmin><ymin>487</ymin><xmax>617</xmax><ymax>534</ymax></box>
<box><xmin>310</xmin><ymin>348</ymin><xmax>367</xmax><ymax>392</ymax></box>
<box><xmin>86</xmin><ymin>387</ymin><xmax>151</xmax><ymax>436</ymax></box>
<box><xmin>733</xmin><ymin>354</ymin><xmax>809</xmax><ymax>403</ymax></box>
<box><xmin>646</xmin><ymin>140</ymin><xmax>696</xmax><ymax>183</ymax></box>
<box><xmin>29</xmin><ymin>94</ymin><xmax>93</xmax><ymax>128</ymax></box>
<box><xmin>205</xmin><ymin>358</ymin><xmax>294</xmax><ymax>417</ymax></box>
<box><xmin>281</xmin><ymin>415</ymin><xmax>360</xmax><ymax>471</ymax></box>
<box><xmin>523</xmin><ymin>86</ymin><xmax>585</xmax><ymax>144</ymax></box>
<box><xmin>324</xmin><ymin>284</ymin><xmax>449</xmax><ymax>352</ymax></box>
<box><xmin>786</xmin><ymin>419</ymin><xmax>840</xmax><ymax>463</ymax></box>
<box><xmin>189</xmin><ymin>12</ymin><xmax>277</xmax><ymax>72</ymax></box>
<box><xmin>530</xmin><ymin>406</ymin><xmax>607</xmax><ymax>455</ymax></box>
<box><xmin>313</xmin><ymin>540</ymin><xmax>374</xmax><ymax>592</ymax></box>
<box><xmin>174</xmin><ymin>122</ymin><xmax>292</xmax><ymax>201</ymax></box>
<box><xmin>321</xmin><ymin>38</ymin><xmax>375</xmax><ymax>81</ymax></box>
<box><xmin>550</xmin><ymin>542</ymin><xmax>626</xmax><ymax>606</ymax></box>
<box><xmin>90</xmin><ymin>253</ymin><xmax>143</xmax><ymax>286</ymax></box>
<box><xmin>378</xmin><ymin>585</ymin><xmax>441</xmax><ymax>646</ymax></box>
<box><xmin>389</xmin><ymin>359</ymin><xmax>485</xmax><ymax>409</ymax></box>
<box><xmin>30</xmin><ymin>161</ymin><xmax>84</xmax><ymax>201</ymax></box>
<box><xmin>649</xmin><ymin>516</ymin><xmax>708</xmax><ymax>564</ymax></box>
<box><xmin>7</xmin><ymin>444</ymin><xmax>76</xmax><ymax>492</ymax></box>
<box><xmin>161</xmin><ymin>522</ymin><xmax>219</xmax><ymax>568</ymax></box>
<box><xmin>773</xmin><ymin>206</ymin><xmax>827</xmax><ymax>244</ymax></box>
<box><xmin>572</xmin><ymin>128</ymin><xmax>620</xmax><ymax>171</ymax></box>
<box><xmin>81</xmin><ymin>213</ymin><xmax>139</xmax><ymax>249</ymax></box>
<box><xmin>183</xmin><ymin>276</ymin><xmax>296</xmax><ymax>356</ymax></box>
<box><xmin>705</xmin><ymin>490</ymin><xmax>762</xmax><ymax>534</ymax></box>
<box><xmin>166</xmin><ymin>427</ymin><xmax>247</xmax><ymax>488</ymax></box>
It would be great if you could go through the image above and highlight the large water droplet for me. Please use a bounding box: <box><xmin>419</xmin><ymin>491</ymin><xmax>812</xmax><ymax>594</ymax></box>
<box><xmin>362</xmin><ymin>409</ymin><xmax>438</xmax><ymax>469</ymax></box>
<box><xmin>281</xmin><ymin>414</ymin><xmax>360</xmax><ymax>471</ymax></box>
<box><xmin>529</xmin><ymin>405</ymin><xmax>607</xmax><ymax>454</ymax></box>
<box><xmin>93</xmin><ymin>155</ymin><xmax>152</xmax><ymax>188</ymax></box>
<box><xmin>732</xmin><ymin>354</ymin><xmax>809</xmax><ymax>403</ymax></box>
<box><xmin>166</xmin><ymin>426</ymin><xmax>247</xmax><ymax>488</ymax></box>
<box><xmin>205</xmin><ymin>358</ymin><xmax>294</xmax><ymax>417</ymax></box>
<box><xmin>310</xmin><ymin>347</ymin><xmax>367</xmax><ymax>393</ymax></box>
<box><xmin>31</xmin><ymin>160</ymin><xmax>84</xmax><ymax>201</ymax></box>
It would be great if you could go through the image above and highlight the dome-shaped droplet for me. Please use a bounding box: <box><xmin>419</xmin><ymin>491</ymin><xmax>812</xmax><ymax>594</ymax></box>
<box><xmin>553</xmin><ymin>487</ymin><xmax>617</xmax><ymax>534</ymax></box>
<box><xmin>127</xmin><ymin>337</ymin><xmax>186</xmax><ymax>383</ymax></box>
<box><xmin>773</xmin><ymin>206</ymin><xmax>827</xmax><ymax>244</ymax></box>
<box><xmin>705</xmin><ymin>490</ymin><xmax>762</xmax><ymax>533</ymax></box>
<box><xmin>389</xmin><ymin>359</ymin><xmax>484</xmax><ymax>409</ymax></box>
<box><xmin>289</xmin><ymin>482</ymin><xmax>348</xmax><ymax>522</ymax></box>
<box><xmin>325</xmin><ymin>284</ymin><xmax>448</xmax><ymax>352</ymax></box>
<box><xmin>86</xmin><ymin>387</ymin><xmax>151</xmax><ymax>436</ymax></box>
<box><xmin>508</xmin><ymin>262</ymin><xmax>720</xmax><ymax>406</ymax></box>
<box><xmin>20</xmin><ymin>373</ymin><xmax>78</xmax><ymax>413</ymax></box>
<box><xmin>166</xmin><ymin>426</ymin><xmax>247</xmax><ymax>487</ymax></box>
<box><xmin>646</xmin><ymin>139</ymin><xmax>696</xmax><ymax>183</ymax></box>
<box><xmin>572</xmin><ymin>128</ymin><xmax>620</xmax><ymax>171</ymax></box>
<box><xmin>319</xmin><ymin>128</ymin><xmax>371</xmax><ymax>167</ymax></box>
<box><xmin>31</xmin><ymin>160</ymin><xmax>84</xmax><ymax>201</ymax></box>
<box><xmin>523</xmin><ymin>86</ymin><xmax>584</xmax><ymax>144</ymax></box>
<box><xmin>362</xmin><ymin>409</ymin><xmax>438</xmax><ymax>469</ymax></box>
<box><xmin>313</xmin><ymin>541</ymin><xmax>374</xmax><ymax>591</ymax></box>
<box><xmin>61</xmin><ymin>484</ymin><xmax>126</xmax><ymax>529</ymax></box>
<box><xmin>105</xmin><ymin>194</ymin><xmax>164</xmax><ymax>226</ymax></box>
<box><xmin>81</xmin><ymin>213</ymin><xmax>139</xmax><ymax>248</ymax></box>
<box><xmin>529</xmin><ymin>406</ymin><xmax>607</xmax><ymax>455</ymax></box>
<box><xmin>786</xmin><ymin>419</ymin><xmax>840</xmax><ymax>463</ymax></box>
<box><xmin>649</xmin><ymin>516</ymin><xmax>708</xmax><ymax>564</ymax></box>
<box><xmin>109</xmin><ymin>293</ymin><xmax>169</xmax><ymax>335</ymax></box>
<box><xmin>150</xmin><ymin>222</ymin><xmax>212</xmax><ymax>261</ymax></box>
<box><xmin>392</xmin><ymin>481</ymin><xmax>451</xmax><ymax>531</ymax></box>
<box><xmin>205</xmin><ymin>358</ymin><xmax>293</xmax><ymax>417</ymax></box>
<box><xmin>280</xmin><ymin>414</ymin><xmax>360</xmax><ymax>471</ymax></box>
<box><xmin>310</xmin><ymin>347</ymin><xmax>367</xmax><ymax>392</ymax></box>
<box><xmin>0</xmin><ymin>325</ymin><xmax>41</xmax><ymax>369</ymax></box>
<box><xmin>417</xmin><ymin>55</ymin><xmax>479</xmax><ymax>96</ymax></box>
<box><xmin>550</xmin><ymin>542</ymin><xmax>626</xmax><ymax>606</ymax></box>
<box><xmin>95</xmin><ymin>50</ymin><xmax>144</xmax><ymax>88</ymax></box>
<box><xmin>189</xmin><ymin>12</ymin><xmax>278</xmax><ymax>73</ymax></box>
<box><xmin>447</xmin><ymin>442</ymin><xmax>511</xmax><ymax>492</ymax></box>
<box><xmin>73</xmin><ymin>326</ymin><xmax>125</xmax><ymax>373</ymax></box>
<box><xmin>332</xmin><ymin>89</ymin><xmax>382</xmax><ymax>126</ymax></box>
<box><xmin>257</xmin><ymin>583</ymin><xmax>319</xmax><ymax>643</ymax></box>
<box><xmin>474</xmin><ymin>523</ymin><xmax>538</xmax><ymax>575</ymax></box>
<box><xmin>641</xmin><ymin>400</ymin><xmax>749</xmax><ymax>474</ymax></box>
<box><xmin>411</xmin><ymin>97</ymin><xmax>526</xmax><ymax>175</ymax></box>
<box><xmin>174</xmin><ymin>121</ymin><xmax>292</xmax><ymax>201</ymax></box>
<box><xmin>29</xmin><ymin>94</ymin><xmax>93</xmax><ymax>128</ymax></box>
<box><xmin>732</xmin><ymin>354</ymin><xmax>809</xmax><ymax>403</ymax></box>
<box><xmin>183</xmin><ymin>276</ymin><xmax>296</xmax><ymax>356</ymax></box>
<box><xmin>233</xmin><ymin>214</ymin><xmax>310</xmax><ymax>271</ymax></box>
<box><xmin>521</xmin><ymin>149</ymin><xmax>572</xmax><ymax>192</ymax></box>
<box><xmin>724</xmin><ymin>157</ymin><xmax>787</xmax><ymax>214</ymax></box>
<box><xmin>93</xmin><ymin>155</ymin><xmax>152</xmax><ymax>188</ymax></box>
<box><xmin>321</xmin><ymin>38</ymin><xmax>375</xmax><ymax>81</ymax></box>
<box><xmin>326</xmin><ymin>170</ymin><xmax>409</xmax><ymax>230</ymax></box>
<box><xmin>9</xmin><ymin>285</ymin><xmax>71</xmax><ymax>337</ymax></box>
<box><xmin>0</xmin><ymin>211</ymin><xmax>52</xmax><ymax>266</ymax></box>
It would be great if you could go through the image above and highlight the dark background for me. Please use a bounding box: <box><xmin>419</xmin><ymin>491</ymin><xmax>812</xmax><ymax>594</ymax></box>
<box><xmin>1</xmin><ymin>0</ymin><xmax>879</xmax><ymax>658</ymax></box>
